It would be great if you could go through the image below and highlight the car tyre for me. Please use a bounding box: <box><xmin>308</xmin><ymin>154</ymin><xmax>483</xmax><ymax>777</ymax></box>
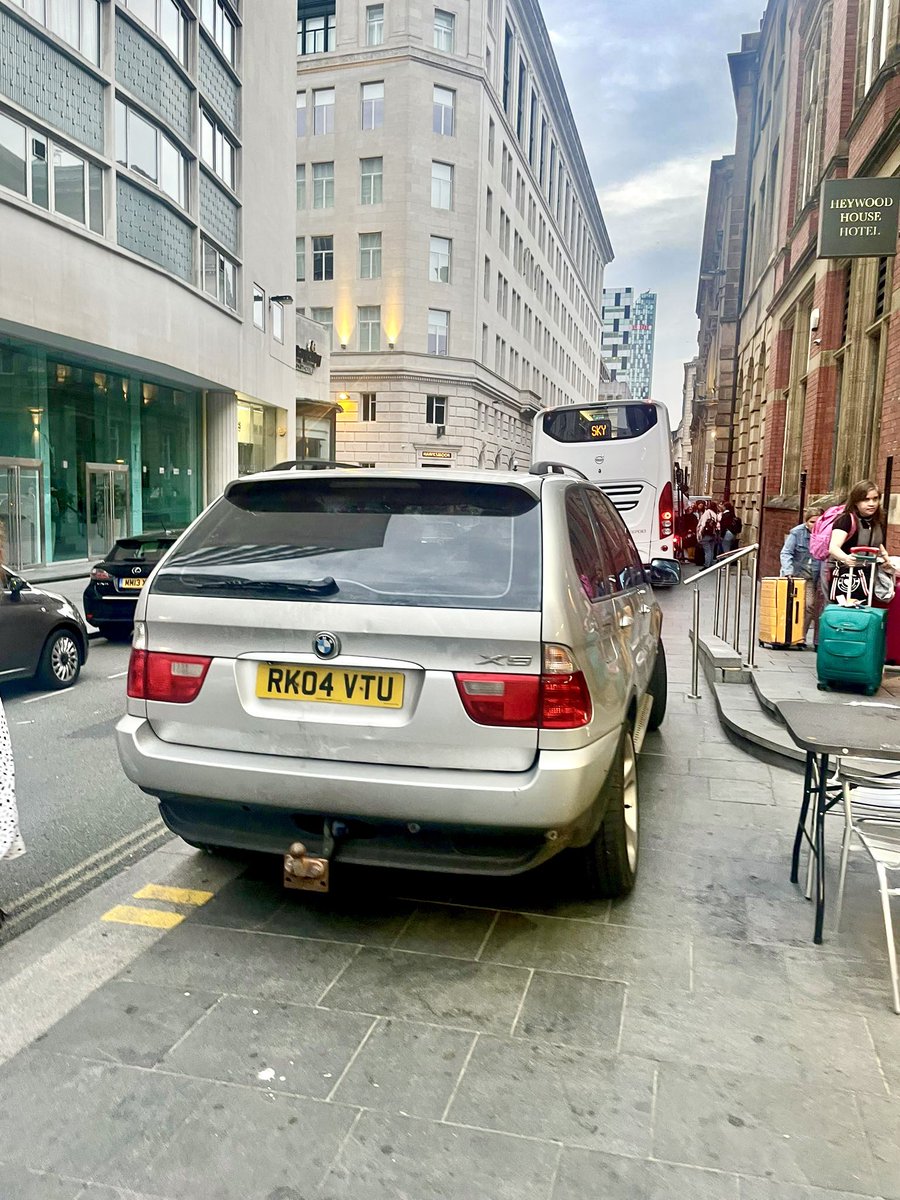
<box><xmin>647</xmin><ymin>642</ymin><xmax>667</xmax><ymax>731</ymax></box>
<box><xmin>573</xmin><ymin>727</ymin><xmax>639</xmax><ymax>899</ymax></box>
<box><xmin>38</xmin><ymin>628</ymin><xmax>82</xmax><ymax>689</ymax></box>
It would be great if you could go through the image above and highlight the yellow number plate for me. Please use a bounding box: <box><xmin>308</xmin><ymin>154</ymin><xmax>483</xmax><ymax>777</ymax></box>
<box><xmin>255</xmin><ymin>663</ymin><xmax>404</xmax><ymax>708</ymax></box>
<box><xmin>118</xmin><ymin>577</ymin><xmax>145</xmax><ymax>589</ymax></box>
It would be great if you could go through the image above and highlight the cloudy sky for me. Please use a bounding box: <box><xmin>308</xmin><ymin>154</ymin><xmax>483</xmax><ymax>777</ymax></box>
<box><xmin>542</xmin><ymin>0</ymin><xmax>764</xmax><ymax>422</ymax></box>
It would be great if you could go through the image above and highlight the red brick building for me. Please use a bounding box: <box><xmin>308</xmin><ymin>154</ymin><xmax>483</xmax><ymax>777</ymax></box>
<box><xmin>691</xmin><ymin>0</ymin><xmax>900</xmax><ymax>574</ymax></box>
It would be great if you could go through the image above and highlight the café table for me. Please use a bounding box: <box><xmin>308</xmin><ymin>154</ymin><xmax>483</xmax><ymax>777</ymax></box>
<box><xmin>776</xmin><ymin>699</ymin><xmax>900</xmax><ymax>943</ymax></box>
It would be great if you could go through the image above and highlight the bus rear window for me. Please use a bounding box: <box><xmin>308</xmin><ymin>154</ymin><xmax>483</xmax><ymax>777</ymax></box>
<box><xmin>541</xmin><ymin>405</ymin><xmax>659</xmax><ymax>443</ymax></box>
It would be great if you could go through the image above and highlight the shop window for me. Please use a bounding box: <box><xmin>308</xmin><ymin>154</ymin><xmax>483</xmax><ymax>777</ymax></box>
<box><xmin>237</xmin><ymin>399</ymin><xmax>279</xmax><ymax>475</ymax></box>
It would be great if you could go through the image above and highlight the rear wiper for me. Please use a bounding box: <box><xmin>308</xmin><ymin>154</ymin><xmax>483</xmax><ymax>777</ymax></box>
<box><xmin>166</xmin><ymin>572</ymin><xmax>339</xmax><ymax>596</ymax></box>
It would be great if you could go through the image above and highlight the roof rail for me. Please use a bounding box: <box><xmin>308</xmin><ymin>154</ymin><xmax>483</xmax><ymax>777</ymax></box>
<box><xmin>529</xmin><ymin>461</ymin><xmax>589</xmax><ymax>482</ymax></box>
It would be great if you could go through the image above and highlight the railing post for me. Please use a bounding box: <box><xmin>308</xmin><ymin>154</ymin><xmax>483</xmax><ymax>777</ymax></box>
<box><xmin>747</xmin><ymin>549</ymin><xmax>759</xmax><ymax>668</ymax></box>
<box><xmin>734</xmin><ymin>559</ymin><xmax>743</xmax><ymax>651</ymax></box>
<box><xmin>714</xmin><ymin>571</ymin><xmax>724</xmax><ymax>637</ymax></box>
<box><xmin>689</xmin><ymin>587</ymin><xmax>701</xmax><ymax>700</ymax></box>
<box><xmin>723</xmin><ymin>563</ymin><xmax>732</xmax><ymax>644</ymax></box>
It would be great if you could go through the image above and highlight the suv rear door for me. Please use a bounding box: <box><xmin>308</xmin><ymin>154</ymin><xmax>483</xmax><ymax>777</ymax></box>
<box><xmin>141</xmin><ymin>475</ymin><xmax>543</xmax><ymax>772</ymax></box>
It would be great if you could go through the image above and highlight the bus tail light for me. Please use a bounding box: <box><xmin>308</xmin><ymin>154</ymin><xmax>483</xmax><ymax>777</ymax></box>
<box><xmin>659</xmin><ymin>481</ymin><xmax>674</xmax><ymax>539</ymax></box>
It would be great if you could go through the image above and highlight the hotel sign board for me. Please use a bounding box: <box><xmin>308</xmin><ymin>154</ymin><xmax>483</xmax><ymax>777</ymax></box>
<box><xmin>818</xmin><ymin>178</ymin><xmax>900</xmax><ymax>258</ymax></box>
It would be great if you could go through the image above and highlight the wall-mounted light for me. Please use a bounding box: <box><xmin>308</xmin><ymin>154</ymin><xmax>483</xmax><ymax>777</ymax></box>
<box><xmin>388</xmin><ymin>341</ymin><xmax>395</xmax><ymax>350</ymax></box>
<box><xmin>270</xmin><ymin>294</ymin><xmax>294</xmax><ymax>305</ymax></box>
<box><xmin>338</xmin><ymin>392</ymin><xmax>350</xmax><ymax>402</ymax></box>
<box><xmin>340</xmin><ymin>342</ymin><xmax>347</xmax><ymax>350</ymax></box>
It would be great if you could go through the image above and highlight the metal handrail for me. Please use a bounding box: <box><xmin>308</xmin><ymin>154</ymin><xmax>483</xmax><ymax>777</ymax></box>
<box><xmin>685</xmin><ymin>542</ymin><xmax>761</xmax><ymax>699</ymax></box>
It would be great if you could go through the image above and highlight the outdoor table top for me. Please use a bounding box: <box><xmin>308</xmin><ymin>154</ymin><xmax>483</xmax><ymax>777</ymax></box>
<box><xmin>776</xmin><ymin>699</ymin><xmax>900</xmax><ymax>759</ymax></box>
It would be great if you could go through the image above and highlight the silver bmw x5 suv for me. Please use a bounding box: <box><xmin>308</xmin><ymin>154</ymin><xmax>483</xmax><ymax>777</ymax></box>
<box><xmin>116</xmin><ymin>466</ymin><xmax>667</xmax><ymax>897</ymax></box>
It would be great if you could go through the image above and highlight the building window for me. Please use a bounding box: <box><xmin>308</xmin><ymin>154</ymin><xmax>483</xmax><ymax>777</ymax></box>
<box><xmin>360</xmin><ymin>156</ymin><xmax>383</xmax><ymax>204</ymax></box>
<box><xmin>431</xmin><ymin>160</ymin><xmax>453</xmax><ymax>208</ymax></box>
<box><xmin>429</xmin><ymin>235</ymin><xmax>451</xmax><ymax>282</ymax></box>
<box><xmin>202</xmin><ymin>238</ymin><xmax>237</xmax><ymax>309</ymax></box>
<box><xmin>296</xmin><ymin>236</ymin><xmax>306</xmax><ymax>281</ymax></box>
<box><xmin>359</xmin><ymin>231</ymin><xmax>382</xmax><ymax>278</ymax></box>
<box><xmin>862</xmin><ymin>0</ymin><xmax>891</xmax><ymax>92</ymax></box>
<box><xmin>296</xmin><ymin>92</ymin><xmax>307</xmax><ymax>136</ymax></box>
<box><xmin>502</xmin><ymin>21</ymin><xmax>513</xmax><ymax>113</ymax></box>
<box><xmin>252</xmin><ymin>284</ymin><xmax>265</xmax><ymax>330</ymax></box>
<box><xmin>539</xmin><ymin>115</ymin><xmax>547</xmax><ymax>183</ymax></box>
<box><xmin>426</xmin><ymin>394</ymin><xmax>447</xmax><ymax>423</ymax></box>
<box><xmin>298</xmin><ymin>5</ymin><xmax>336</xmax><ymax>54</ymax></box>
<box><xmin>361</xmin><ymin>393</ymin><xmax>377</xmax><ymax>421</ymax></box>
<box><xmin>799</xmin><ymin>25</ymin><xmax>824</xmax><ymax>204</ymax></box>
<box><xmin>488</xmin><ymin>117</ymin><xmax>495</xmax><ymax>163</ymax></box>
<box><xmin>12</xmin><ymin>0</ymin><xmax>101</xmax><ymax>64</ymax></box>
<box><xmin>116</xmin><ymin>100</ymin><xmax>188</xmax><ymax>208</ymax></box>
<box><xmin>485</xmin><ymin>186</ymin><xmax>493</xmax><ymax>232</ymax></box>
<box><xmin>313</xmin><ymin>89</ymin><xmax>335</xmax><ymax>134</ymax></box>
<box><xmin>358</xmin><ymin>305</ymin><xmax>381</xmax><ymax>351</ymax></box>
<box><xmin>528</xmin><ymin>89</ymin><xmax>538</xmax><ymax>166</ymax></box>
<box><xmin>295</xmin><ymin>163</ymin><xmax>306</xmax><ymax>208</ymax></box>
<box><xmin>427</xmin><ymin>310</ymin><xmax>449</xmax><ymax>355</ymax></box>
<box><xmin>312</xmin><ymin>235</ymin><xmax>334</xmax><ymax>280</ymax></box>
<box><xmin>200</xmin><ymin>108</ymin><xmax>236</xmax><ymax>190</ymax></box>
<box><xmin>361</xmin><ymin>82</ymin><xmax>384</xmax><ymax>129</ymax></box>
<box><xmin>123</xmin><ymin>0</ymin><xmax>188</xmax><ymax>64</ymax></box>
<box><xmin>433</xmin><ymin>86</ymin><xmax>455</xmax><ymax>135</ymax></box>
<box><xmin>433</xmin><ymin>8</ymin><xmax>455</xmax><ymax>51</ymax></box>
<box><xmin>0</xmin><ymin>111</ymin><xmax>104</xmax><ymax>233</ymax></box>
<box><xmin>366</xmin><ymin>3</ymin><xmax>383</xmax><ymax>44</ymax></box>
<box><xmin>272</xmin><ymin>300</ymin><xmax>285</xmax><ymax>343</ymax></box>
<box><xmin>200</xmin><ymin>0</ymin><xmax>235</xmax><ymax>64</ymax></box>
<box><xmin>312</xmin><ymin>160</ymin><xmax>334</xmax><ymax>208</ymax></box>
<box><xmin>310</xmin><ymin>305</ymin><xmax>333</xmax><ymax>348</ymax></box>
<box><xmin>516</xmin><ymin>57</ymin><xmax>526</xmax><ymax>139</ymax></box>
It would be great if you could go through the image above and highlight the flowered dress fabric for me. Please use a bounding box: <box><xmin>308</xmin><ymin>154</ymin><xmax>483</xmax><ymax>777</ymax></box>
<box><xmin>0</xmin><ymin>696</ymin><xmax>25</xmax><ymax>860</ymax></box>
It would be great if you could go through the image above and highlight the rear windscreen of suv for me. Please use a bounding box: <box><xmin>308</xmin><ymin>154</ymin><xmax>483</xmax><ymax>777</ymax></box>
<box><xmin>153</xmin><ymin>478</ymin><xmax>542</xmax><ymax>610</ymax></box>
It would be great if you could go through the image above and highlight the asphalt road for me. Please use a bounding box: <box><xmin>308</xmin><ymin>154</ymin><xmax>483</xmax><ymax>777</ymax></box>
<box><xmin>0</xmin><ymin>625</ymin><xmax>170</xmax><ymax>938</ymax></box>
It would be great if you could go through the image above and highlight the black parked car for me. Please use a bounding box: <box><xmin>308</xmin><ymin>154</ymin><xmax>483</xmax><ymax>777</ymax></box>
<box><xmin>83</xmin><ymin>533</ymin><xmax>179</xmax><ymax>640</ymax></box>
<box><xmin>0</xmin><ymin>567</ymin><xmax>89</xmax><ymax>689</ymax></box>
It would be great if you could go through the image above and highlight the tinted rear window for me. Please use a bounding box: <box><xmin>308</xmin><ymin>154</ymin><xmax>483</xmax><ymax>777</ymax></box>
<box><xmin>153</xmin><ymin>479</ymin><xmax>542</xmax><ymax>610</ymax></box>
<box><xmin>541</xmin><ymin>404</ymin><xmax>658</xmax><ymax>443</ymax></box>
<box><xmin>107</xmin><ymin>538</ymin><xmax>176</xmax><ymax>562</ymax></box>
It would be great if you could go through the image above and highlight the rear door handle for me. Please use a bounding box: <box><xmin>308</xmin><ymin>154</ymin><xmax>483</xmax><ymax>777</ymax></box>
<box><xmin>639</xmin><ymin>605</ymin><xmax>651</xmax><ymax>615</ymax></box>
<box><xmin>619</xmin><ymin>615</ymin><xmax>634</xmax><ymax>629</ymax></box>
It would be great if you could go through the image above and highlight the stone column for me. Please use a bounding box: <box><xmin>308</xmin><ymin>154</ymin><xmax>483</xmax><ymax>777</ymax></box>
<box><xmin>205</xmin><ymin>391</ymin><xmax>239</xmax><ymax>504</ymax></box>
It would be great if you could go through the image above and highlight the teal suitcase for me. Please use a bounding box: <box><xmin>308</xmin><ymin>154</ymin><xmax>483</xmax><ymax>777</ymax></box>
<box><xmin>817</xmin><ymin>604</ymin><xmax>886</xmax><ymax>695</ymax></box>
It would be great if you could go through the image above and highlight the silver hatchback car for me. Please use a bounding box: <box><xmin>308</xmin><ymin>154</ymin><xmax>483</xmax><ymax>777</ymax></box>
<box><xmin>116</xmin><ymin>466</ymin><xmax>667</xmax><ymax>897</ymax></box>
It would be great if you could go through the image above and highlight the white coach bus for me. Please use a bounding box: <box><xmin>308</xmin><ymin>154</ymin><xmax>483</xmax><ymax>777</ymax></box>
<box><xmin>532</xmin><ymin>400</ymin><xmax>678</xmax><ymax>580</ymax></box>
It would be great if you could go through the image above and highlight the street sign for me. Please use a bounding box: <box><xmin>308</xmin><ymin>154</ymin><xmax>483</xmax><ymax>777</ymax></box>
<box><xmin>818</xmin><ymin>178</ymin><xmax>900</xmax><ymax>258</ymax></box>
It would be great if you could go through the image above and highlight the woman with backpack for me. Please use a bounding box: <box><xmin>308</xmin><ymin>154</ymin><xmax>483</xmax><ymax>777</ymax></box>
<box><xmin>719</xmin><ymin>502</ymin><xmax>742</xmax><ymax>555</ymax></box>
<box><xmin>813</xmin><ymin>480</ymin><xmax>892</xmax><ymax>604</ymax></box>
<box><xmin>696</xmin><ymin>501</ymin><xmax>719</xmax><ymax>568</ymax></box>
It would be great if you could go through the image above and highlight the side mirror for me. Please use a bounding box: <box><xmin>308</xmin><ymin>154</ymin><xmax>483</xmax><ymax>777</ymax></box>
<box><xmin>648</xmin><ymin>559</ymin><xmax>682</xmax><ymax>588</ymax></box>
<box><xmin>7</xmin><ymin>575</ymin><xmax>26</xmax><ymax>600</ymax></box>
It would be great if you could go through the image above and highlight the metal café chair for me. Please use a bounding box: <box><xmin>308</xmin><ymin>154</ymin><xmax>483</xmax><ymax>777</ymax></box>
<box><xmin>832</xmin><ymin>773</ymin><xmax>900</xmax><ymax>1014</ymax></box>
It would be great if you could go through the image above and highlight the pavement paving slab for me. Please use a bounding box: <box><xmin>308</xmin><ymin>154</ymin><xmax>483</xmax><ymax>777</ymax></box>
<box><xmin>1</xmin><ymin>583</ymin><xmax>898</xmax><ymax>1198</ymax></box>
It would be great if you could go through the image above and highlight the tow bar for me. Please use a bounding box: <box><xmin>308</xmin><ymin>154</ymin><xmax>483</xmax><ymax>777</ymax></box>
<box><xmin>284</xmin><ymin>820</ymin><xmax>338</xmax><ymax>893</ymax></box>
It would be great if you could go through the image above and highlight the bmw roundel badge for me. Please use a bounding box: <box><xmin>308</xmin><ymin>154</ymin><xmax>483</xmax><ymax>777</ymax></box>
<box><xmin>313</xmin><ymin>632</ymin><xmax>340</xmax><ymax>659</ymax></box>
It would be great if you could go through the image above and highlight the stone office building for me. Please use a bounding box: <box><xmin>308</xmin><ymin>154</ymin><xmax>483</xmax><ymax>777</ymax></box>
<box><xmin>0</xmin><ymin>0</ymin><xmax>297</xmax><ymax>571</ymax></box>
<box><xmin>293</xmin><ymin>0</ymin><xmax>611</xmax><ymax>470</ymax></box>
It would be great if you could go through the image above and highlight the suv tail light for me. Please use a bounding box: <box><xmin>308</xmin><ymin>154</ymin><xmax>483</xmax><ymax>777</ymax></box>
<box><xmin>659</xmin><ymin>481</ymin><xmax>674</xmax><ymax>539</ymax></box>
<box><xmin>454</xmin><ymin>644</ymin><xmax>592</xmax><ymax>730</ymax></box>
<box><xmin>127</xmin><ymin>649</ymin><xmax>212</xmax><ymax>703</ymax></box>
<box><xmin>90</xmin><ymin>567</ymin><xmax>111</xmax><ymax>582</ymax></box>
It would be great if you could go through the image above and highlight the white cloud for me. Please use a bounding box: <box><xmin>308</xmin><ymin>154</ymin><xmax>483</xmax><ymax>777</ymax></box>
<box><xmin>601</xmin><ymin>155</ymin><xmax>713</xmax><ymax>214</ymax></box>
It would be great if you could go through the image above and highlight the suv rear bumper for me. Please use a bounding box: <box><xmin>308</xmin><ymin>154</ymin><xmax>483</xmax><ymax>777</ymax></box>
<box><xmin>116</xmin><ymin>714</ymin><xmax>619</xmax><ymax>869</ymax></box>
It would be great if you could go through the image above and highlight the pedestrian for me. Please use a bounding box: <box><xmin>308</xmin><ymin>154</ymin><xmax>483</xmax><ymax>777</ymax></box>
<box><xmin>696</xmin><ymin>501</ymin><xmax>719</xmax><ymax>569</ymax></box>
<box><xmin>827</xmin><ymin>479</ymin><xmax>891</xmax><ymax>603</ymax></box>
<box><xmin>719</xmin><ymin>502</ymin><xmax>743</xmax><ymax>555</ymax></box>
<box><xmin>0</xmin><ymin>695</ymin><xmax>25</xmax><ymax>932</ymax></box>
<box><xmin>780</xmin><ymin>506</ymin><xmax>824</xmax><ymax>647</ymax></box>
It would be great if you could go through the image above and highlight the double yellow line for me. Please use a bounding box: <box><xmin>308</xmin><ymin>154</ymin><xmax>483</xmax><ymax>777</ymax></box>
<box><xmin>102</xmin><ymin>883</ymin><xmax>214</xmax><ymax>929</ymax></box>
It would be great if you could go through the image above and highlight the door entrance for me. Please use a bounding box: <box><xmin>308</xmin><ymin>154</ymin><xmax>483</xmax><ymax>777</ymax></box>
<box><xmin>0</xmin><ymin>458</ymin><xmax>44</xmax><ymax>571</ymax></box>
<box><xmin>86</xmin><ymin>464</ymin><xmax>130</xmax><ymax>559</ymax></box>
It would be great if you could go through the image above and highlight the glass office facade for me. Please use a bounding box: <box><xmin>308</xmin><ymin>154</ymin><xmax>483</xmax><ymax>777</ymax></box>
<box><xmin>0</xmin><ymin>335</ymin><xmax>202</xmax><ymax>568</ymax></box>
